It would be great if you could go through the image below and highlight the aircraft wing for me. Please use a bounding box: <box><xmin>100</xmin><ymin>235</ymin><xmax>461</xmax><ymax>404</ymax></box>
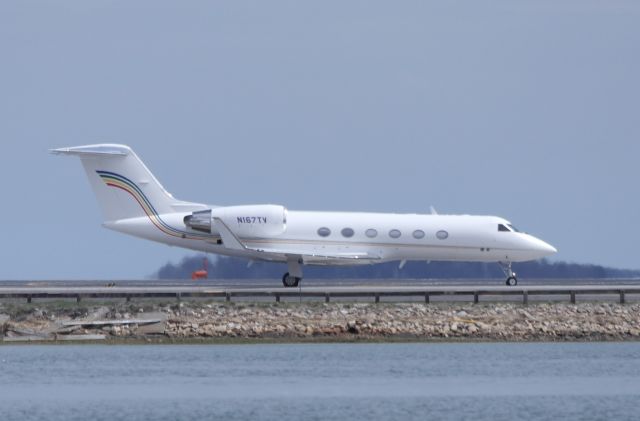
<box><xmin>249</xmin><ymin>247</ymin><xmax>379</xmax><ymax>261</ymax></box>
<box><xmin>213</xmin><ymin>217</ymin><xmax>380</xmax><ymax>262</ymax></box>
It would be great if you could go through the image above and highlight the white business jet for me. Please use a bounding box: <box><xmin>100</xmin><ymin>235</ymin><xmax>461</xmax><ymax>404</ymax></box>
<box><xmin>53</xmin><ymin>144</ymin><xmax>556</xmax><ymax>287</ymax></box>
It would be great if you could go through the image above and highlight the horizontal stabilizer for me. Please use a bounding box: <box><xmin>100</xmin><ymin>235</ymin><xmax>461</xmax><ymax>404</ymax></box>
<box><xmin>51</xmin><ymin>144</ymin><xmax>129</xmax><ymax>157</ymax></box>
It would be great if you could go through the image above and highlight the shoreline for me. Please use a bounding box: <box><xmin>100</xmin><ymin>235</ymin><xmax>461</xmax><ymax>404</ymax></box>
<box><xmin>3</xmin><ymin>334</ymin><xmax>640</xmax><ymax>346</ymax></box>
<box><xmin>2</xmin><ymin>301</ymin><xmax>639</xmax><ymax>344</ymax></box>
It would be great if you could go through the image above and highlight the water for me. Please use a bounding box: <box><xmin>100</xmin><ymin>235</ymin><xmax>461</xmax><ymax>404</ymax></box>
<box><xmin>1</xmin><ymin>342</ymin><xmax>639</xmax><ymax>420</ymax></box>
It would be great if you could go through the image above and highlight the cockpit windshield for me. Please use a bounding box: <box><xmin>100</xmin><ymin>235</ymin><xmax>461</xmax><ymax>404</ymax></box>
<box><xmin>498</xmin><ymin>224</ymin><xmax>521</xmax><ymax>233</ymax></box>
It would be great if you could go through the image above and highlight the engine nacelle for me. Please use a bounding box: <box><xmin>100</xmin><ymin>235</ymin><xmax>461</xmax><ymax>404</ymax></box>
<box><xmin>184</xmin><ymin>205</ymin><xmax>287</xmax><ymax>237</ymax></box>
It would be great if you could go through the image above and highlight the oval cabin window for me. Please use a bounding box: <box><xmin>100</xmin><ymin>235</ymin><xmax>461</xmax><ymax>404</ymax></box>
<box><xmin>413</xmin><ymin>230</ymin><xmax>425</xmax><ymax>239</ymax></box>
<box><xmin>341</xmin><ymin>228</ymin><xmax>355</xmax><ymax>238</ymax></box>
<box><xmin>389</xmin><ymin>229</ymin><xmax>401</xmax><ymax>239</ymax></box>
<box><xmin>436</xmin><ymin>230</ymin><xmax>449</xmax><ymax>240</ymax></box>
<box><xmin>365</xmin><ymin>229</ymin><xmax>378</xmax><ymax>238</ymax></box>
<box><xmin>317</xmin><ymin>227</ymin><xmax>331</xmax><ymax>237</ymax></box>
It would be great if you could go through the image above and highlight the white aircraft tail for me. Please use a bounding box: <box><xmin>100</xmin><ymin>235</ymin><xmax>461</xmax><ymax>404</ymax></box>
<box><xmin>52</xmin><ymin>144</ymin><xmax>197</xmax><ymax>222</ymax></box>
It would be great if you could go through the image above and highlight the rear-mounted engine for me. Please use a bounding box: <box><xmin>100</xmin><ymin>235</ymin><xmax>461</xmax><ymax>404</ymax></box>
<box><xmin>184</xmin><ymin>205</ymin><xmax>287</xmax><ymax>237</ymax></box>
<box><xmin>183</xmin><ymin>210</ymin><xmax>212</xmax><ymax>233</ymax></box>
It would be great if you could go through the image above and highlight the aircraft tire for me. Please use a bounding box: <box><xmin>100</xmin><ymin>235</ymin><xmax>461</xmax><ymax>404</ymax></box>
<box><xmin>506</xmin><ymin>276</ymin><xmax>518</xmax><ymax>287</ymax></box>
<box><xmin>282</xmin><ymin>272</ymin><xmax>301</xmax><ymax>288</ymax></box>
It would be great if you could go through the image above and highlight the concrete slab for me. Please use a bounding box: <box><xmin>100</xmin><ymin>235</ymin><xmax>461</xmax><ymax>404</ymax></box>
<box><xmin>135</xmin><ymin>312</ymin><xmax>168</xmax><ymax>335</ymax></box>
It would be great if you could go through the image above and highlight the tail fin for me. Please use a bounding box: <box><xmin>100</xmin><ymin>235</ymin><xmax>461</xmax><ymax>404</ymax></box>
<box><xmin>52</xmin><ymin>144</ymin><xmax>194</xmax><ymax>222</ymax></box>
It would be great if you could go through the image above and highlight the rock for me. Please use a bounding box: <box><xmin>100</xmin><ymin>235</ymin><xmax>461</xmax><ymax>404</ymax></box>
<box><xmin>85</xmin><ymin>307</ymin><xmax>109</xmax><ymax>322</ymax></box>
<box><xmin>347</xmin><ymin>321</ymin><xmax>359</xmax><ymax>334</ymax></box>
<box><xmin>2</xmin><ymin>301</ymin><xmax>636</xmax><ymax>342</ymax></box>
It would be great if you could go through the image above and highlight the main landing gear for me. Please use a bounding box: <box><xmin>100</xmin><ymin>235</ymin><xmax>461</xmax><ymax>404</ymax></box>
<box><xmin>282</xmin><ymin>257</ymin><xmax>303</xmax><ymax>288</ymax></box>
<box><xmin>282</xmin><ymin>272</ymin><xmax>302</xmax><ymax>288</ymax></box>
<box><xmin>499</xmin><ymin>261</ymin><xmax>518</xmax><ymax>286</ymax></box>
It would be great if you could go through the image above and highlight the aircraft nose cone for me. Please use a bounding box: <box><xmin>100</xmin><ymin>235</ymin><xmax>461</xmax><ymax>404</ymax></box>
<box><xmin>531</xmin><ymin>237</ymin><xmax>557</xmax><ymax>256</ymax></box>
<box><xmin>541</xmin><ymin>241</ymin><xmax>557</xmax><ymax>255</ymax></box>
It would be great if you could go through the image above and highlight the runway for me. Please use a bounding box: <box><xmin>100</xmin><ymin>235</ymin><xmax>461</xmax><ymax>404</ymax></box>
<box><xmin>1</xmin><ymin>279</ymin><xmax>640</xmax><ymax>304</ymax></box>
<box><xmin>2</xmin><ymin>277</ymin><xmax>640</xmax><ymax>288</ymax></box>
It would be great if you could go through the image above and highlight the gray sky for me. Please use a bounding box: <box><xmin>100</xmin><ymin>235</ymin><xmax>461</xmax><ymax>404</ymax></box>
<box><xmin>1</xmin><ymin>1</ymin><xmax>639</xmax><ymax>279</ymax></box>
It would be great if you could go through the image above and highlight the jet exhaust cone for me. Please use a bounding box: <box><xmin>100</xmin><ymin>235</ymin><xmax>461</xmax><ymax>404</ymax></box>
<box><xmin>184</xmin><ymin>210</ymin><xmax>212</xmax><ymax>233</ymax></box>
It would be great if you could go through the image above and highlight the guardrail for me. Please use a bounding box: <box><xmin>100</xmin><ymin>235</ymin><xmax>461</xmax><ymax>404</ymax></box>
<box><xmin>1</xmin><ymin>285</ymin><xmax>639</xmax><ymax>304</ymax></box>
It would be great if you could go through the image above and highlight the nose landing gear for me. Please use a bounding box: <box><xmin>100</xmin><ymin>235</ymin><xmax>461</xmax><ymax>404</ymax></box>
<box><xmin>499</xmin><ymin>262</ymin><xmax>518</xmax><ymax>286</ymax></box>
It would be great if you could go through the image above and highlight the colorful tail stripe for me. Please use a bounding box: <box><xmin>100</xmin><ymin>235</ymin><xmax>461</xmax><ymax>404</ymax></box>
<box><xmin>96</xmin><ymin>170</ymin><xmax>210</xmax><ymax>240</ymax></box>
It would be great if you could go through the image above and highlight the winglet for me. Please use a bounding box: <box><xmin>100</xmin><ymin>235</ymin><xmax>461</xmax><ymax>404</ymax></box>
<box><xmin>213</xmin><ymin>217</ymin><xmax>246</xmax><ymax>250</ymax></box>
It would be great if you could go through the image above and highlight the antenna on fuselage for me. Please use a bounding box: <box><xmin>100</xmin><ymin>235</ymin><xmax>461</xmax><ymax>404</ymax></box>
<box><xmin>430</xmin><ymin>206</ymin><xmax>438</xmax><ymax>215</ymax></box>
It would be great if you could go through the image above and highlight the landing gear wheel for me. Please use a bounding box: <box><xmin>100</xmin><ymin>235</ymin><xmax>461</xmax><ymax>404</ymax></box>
<box><xmin>282</xmin><ymin>272</ymin><xmax>301</xmax><ymax>288</ymax></box>
<box><xmin>498</xmin><ymin>261</ymin><xmax>518</xmax><ymax>287</ymax></box>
